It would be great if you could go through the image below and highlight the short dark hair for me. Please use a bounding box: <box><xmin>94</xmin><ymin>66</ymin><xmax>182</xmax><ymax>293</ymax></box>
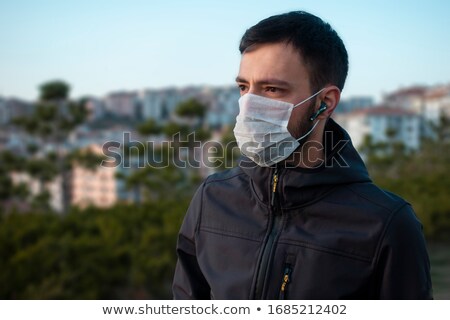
<box><xmin>239</xmin><ymin>11</ymin><xmax>348</xmax><ymax>92</ymax></box>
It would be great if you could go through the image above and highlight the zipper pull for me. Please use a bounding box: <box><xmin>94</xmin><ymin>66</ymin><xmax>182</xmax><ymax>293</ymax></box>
<box><xmin>279</xmin><ymin>266</ymin><xmax>292</xmax><ymax>300</ymax></box>
<box><xmin>271</xmin><ymin>168</ymin><xmax>278</xmax><ymax>207</ymax></box>
<box><xmin>272</xmin><ymin>173</ymin><xmax>278</xmax><ymax>193</ymax></box>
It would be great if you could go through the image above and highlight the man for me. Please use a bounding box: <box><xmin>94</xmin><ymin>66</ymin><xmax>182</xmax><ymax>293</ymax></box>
<box><xmin>172</xmin><ymin>11</ymin><xmax>432</xmax><ymax>299</ymax></box>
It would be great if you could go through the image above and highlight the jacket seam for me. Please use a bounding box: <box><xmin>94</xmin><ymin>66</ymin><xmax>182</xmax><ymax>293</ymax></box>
<box><xmin>200</xmin><ymin>227</ymin><xmax>262</xmax><ymax>242</ymax></box>
<box><xmin>277</xmin><ymin>239</ymin><xmax>372</xmax><ymax>263</ymax></box>
<box><xmin>206</xmin><ymin>170</ymin><xmax>271</xmax><ymax>208</ymax></box>
<box><xmin>372</xmin><ymin>203</ymin><xmax>409</xmax><ymax>266</ymax></box>
<box><xmin>201</xmin><ymin>225</ymin><xmax>262</xmax><ymax>240</ymax></box>
<box><xmin>281</xmin><ymin>186</ymin><xmax>340</xmax><ymax>210</ymax></box>
<box><xmin>344</xmin><ymin>182</ymin><xmax>410</xmax><ymax>265</ymax></box>
<box><xmin>204</xmin><ymin>171</ymin><xmax>246</xmax><ymax>185</ymax></box>
<box><xmin>194</xmin><ymin>183</ymin><xmax>205</xmax><ymax>236</ymax></box>
<box><xmin>345</xmin><ymin>184</ymin><xmax>405</xmax><ymax>212</ymax></box>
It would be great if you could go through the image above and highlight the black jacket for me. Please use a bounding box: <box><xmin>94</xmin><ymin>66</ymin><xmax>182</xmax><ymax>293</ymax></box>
<box><xmin>173</xmin><ymin>119</ymin><xmax>432</xmax><ymax>299</ymax></box>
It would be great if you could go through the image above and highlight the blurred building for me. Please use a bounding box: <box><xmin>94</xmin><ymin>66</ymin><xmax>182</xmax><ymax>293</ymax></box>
<box><xmin>381</xmin><ymin>84</ymin><xmax>450</xmax><ymax>137</ymax></box>
<box><xmin>0</xmin><ymin>98</ymin><xmax>35</xmax><ymax>154</ymax></box>
<box><xmin>206</xmin><ymin>86</ymin><xmax>240</xmax><ymax>129</ymax></box>
<box><xmin>0</xmin><ymin>128</ymin><xmax>34</xmax><ymax>155</ymax></box>
<box><xmin>114</xmin><ymin>155</ymin><xmax>147</xmax><ymax>204</ymax></box>
<box><xmin>70</xmin><ymin>165</ymin><xmax>118</xmax><ymax>209</ymax></box>
<box><xmin>69</xmin><ymin>143</ymin><xmax>152</xmax><ymax>208</ymax></box>
<box><xmin>3</xmin><ymin>83</ymin><xmax>448</xmax><ymax>212</ymax></box>
<box><xmin>10</xmin><ymin>172</ymin><xmax>64</xmax><ymax>212</ymax></box>
<box><xmin>67</xmin><ymin>125</ymin><xmax>142</xmax><ymax>150</ymax></box>
<box><xmin>0</xmin><ymin>98</ymin><xmax>33</xmax><ymax>125</ymax></box>
<box><xmin>0</xmin><ymin>97</ymin><xmax>5</xmax><ymax>124</ymax></box>
<box><xmin>335</xmin><ymin>96</ymin><xmax>374</xmax><ymax>114</ymax></box>
<box><xmin>423</xmin><ymin>85</ymin><xmax>450</xmax><ymax>124</ymax></box>
<box><xmin>0</xmin><ymin>129</ymin><xmax>7</xmax><ymax>150</ymax></box>
<box><xmin>383</xmin><ymin>86</ymin><xmax>427</xmax><ymax>113</ymax></box>
<box><xmin>83</xmin><ymin>97</ymin><xmax>106</xmax><ymax>122</ymax></box>
<box><xmin>70</xmin><ymin>145</ymin><xmax>118</xmax><ymax>209</ymax></box>
<box><xmin>334</xmin><ymin>106</ymin><xmax>421</xmax><ymax>151</ymax></box>
<box><xmin>140</xmin><ymin>86</ymin><xmax>202</xmax><ymax>123</ymax></box>
<box><xmin>139</xmin><ymin>85</ymin><xmax>239</xmax><ymax>128</ymax></box>
<box><xmin>104</xmin><ymin>91</ymin><xmax>138</xmax><ymax>118</ymax></box>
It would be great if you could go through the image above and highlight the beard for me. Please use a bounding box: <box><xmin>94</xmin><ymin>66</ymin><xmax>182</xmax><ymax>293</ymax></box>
<box><xmin>283</xmin><ymin>100</ymin><xmax>323</xmax><ymax>167</ymax></box>
<box><xmin>289</xmin><ymin>99</ymin><xmax>317</xmax><ymax>139</ymax></box>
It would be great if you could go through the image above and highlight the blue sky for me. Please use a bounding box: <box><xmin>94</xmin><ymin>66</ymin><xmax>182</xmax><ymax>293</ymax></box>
<box><xmin>1</xmin><ymin>0</ymin><xmax>449</xmax><ymax>101</ymax></box>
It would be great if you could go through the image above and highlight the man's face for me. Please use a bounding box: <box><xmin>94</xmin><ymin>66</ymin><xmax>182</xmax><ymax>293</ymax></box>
<box><xmin>236</xmin><ymin>42</ymin><xmax>317</xmax><ymax>138</ymax></box>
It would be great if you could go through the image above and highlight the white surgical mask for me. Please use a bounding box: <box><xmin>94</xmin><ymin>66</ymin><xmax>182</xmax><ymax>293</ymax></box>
<box><xmin>233</xmin><ymin>88</ymin><xmax>325</xmax><ymax>167</ymax></box>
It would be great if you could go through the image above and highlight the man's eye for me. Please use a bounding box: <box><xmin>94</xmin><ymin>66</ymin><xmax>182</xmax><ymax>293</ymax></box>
<box><xmin>266</xmin><ymin>87</ymin><xmax>278</xmax><ymax>93</ymax></box>
<box><xmin>238</xmin><ymin>85</ymin><xmax>247</xmax><ymax>92</ymax></box>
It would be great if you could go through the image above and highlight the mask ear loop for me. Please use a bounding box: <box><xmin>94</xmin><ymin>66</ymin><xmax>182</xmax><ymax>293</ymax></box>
<box><xmin>296</xmin><ymin>119</ymin><xmax>320</xmax><ymax>142</ymax></box>
<box><xmin>292</xmin><ymin>88</ymin><xmax>326</xmax><ymax>108</ymax></box>
<box><xmin>291</xmin><ymin>88</ymin><xmax>325</xmax><ymax>142</ymax></box>
<box><xmin>292</xmin><ymin>88</ymin><xmax>326</xmax><ymax>142</ymax></box>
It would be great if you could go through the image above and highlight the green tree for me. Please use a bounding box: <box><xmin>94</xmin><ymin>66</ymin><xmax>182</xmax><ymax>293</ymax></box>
<box><xmin>10</xmin><ymin>80</ymin><xmax>99</xmax><ymax>212</ymax></box>
<box><xmin>0</xmin><ymin>151</ymin><xmax>26</xmax><ymax>204</ymax></box>
<box><xmin>219</xmin><ymin>126</ymin><xmax>240</xmax><ymax>170</ymax></box>
<box><xmin>363</xmin><ymin>117</ymin><xmax>450</xmax><ymax>240</ymax></box>
<box><xmin>359</xmin><ymin>128</ymin><xmax>408</xmax><ymax>180</ymax></box>
<box><xmin>0</xmin><ymin>167</ymin><xmax>13</xmax><ymax>201</ymax></box>
<box><xmin>39</xmin><ymin>80</ymin><xmax>69</xmax><ymax>101</ymax></box>
<box><xmin>162</xmin><ymin>122</ymin><xmax>189</xmax><ymax>138</ymax></box>
<box><xmin>137</xmin><ymin>119</ymin><xmax>162</xmax><ymax>136</ymax></box>
<box><xmin>0</xmin><ymin>194</ymin><xmax>192</xmax><ymax>299</ymax></box>
<box><xmin>175</xmin><ymin>98</ymin><xmax>207</xmax><ymax>119</ymax></box>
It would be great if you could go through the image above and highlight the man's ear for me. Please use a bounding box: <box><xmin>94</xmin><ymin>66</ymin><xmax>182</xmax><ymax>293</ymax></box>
<box><xmin>316</xmin><ymin>85</ymin><xmax>341</xmax><ymax>119</ymax></box>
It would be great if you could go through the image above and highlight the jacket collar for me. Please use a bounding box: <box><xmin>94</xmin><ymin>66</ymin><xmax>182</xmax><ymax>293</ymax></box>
<box><xmin>239</xmin><ymin>119</ymin><xmax>372</xmax><ymax>208</ymax></box>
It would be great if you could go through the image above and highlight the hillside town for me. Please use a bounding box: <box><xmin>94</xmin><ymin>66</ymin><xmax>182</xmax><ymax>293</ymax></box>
<box><xmin>0</xmin><ymin>83</ymin><xmax>449</xmax><ymax>212</ymax></box>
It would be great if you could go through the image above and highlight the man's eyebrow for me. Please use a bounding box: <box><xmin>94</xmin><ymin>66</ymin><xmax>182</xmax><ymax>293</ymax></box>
<box><xmin>235</xmin><ymin>76</ymin><xmax>248</xmax><ymax>83</ymax></box>
<box><xmin>235</xmin><ymin>76</ymin><xmax>291</xmax><ymax>87</ymax></box>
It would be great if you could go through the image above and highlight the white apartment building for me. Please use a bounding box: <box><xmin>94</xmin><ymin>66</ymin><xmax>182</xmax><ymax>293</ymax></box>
<box><xmin>381</xmin><ymin>84</ymin><xmax>450</xmax><ymax>137</ymax></box>
<box><xmin>334</xmin><ymin>106</ymin><xmax>421</xmax><ymax>151</ymax></box>
<box><xmin>104</xmin><ymin>91</ymin><xmax>138</xmax><ymax>118</ymax></box>
<box><xmin>383</xmin><ymin>86</ymin><xmax>427</xmax><ymax>113</ymax></box>
<box><xmin>423</xmin><ymin>85</ymin><xmax>450</xmax><ymax>124</ymax></box>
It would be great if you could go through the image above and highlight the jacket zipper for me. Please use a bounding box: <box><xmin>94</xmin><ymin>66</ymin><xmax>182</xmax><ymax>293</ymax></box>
<box><xmin>279</xmin><ymin>265</ymin><xmax>292</xmax><ymax>300</ymax></box>
<box><xmin>271</xmin><ymin>167</ymin><xmax>278</xmax><ymax>207</ymax></box>
<box><xmin>254</xmin><ymin>167</ymin><xmax>283</xmax><ymax>299</ymax></box>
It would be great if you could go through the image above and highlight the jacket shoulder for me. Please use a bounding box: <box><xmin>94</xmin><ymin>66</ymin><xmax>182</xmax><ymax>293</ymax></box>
<box><xmin>204</xmin><ymin>166</ymin><xmax>246</xmax><ymax>185</ymax></box>
<box><xmin>345</xmin><ymin>182</ymin><xmax>410</xmax><ymax>213</ymax></box>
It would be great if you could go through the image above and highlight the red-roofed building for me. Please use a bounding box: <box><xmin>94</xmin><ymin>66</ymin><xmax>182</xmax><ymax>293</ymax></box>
<box><xmin>383</xmin><ymin>85</ymin><xmax>427</xmax><ymax>114</ymax></box>
<box><xmin>424</xmin><ymin>85</ymin><xmax>450</xmax><ymax>124</ymax></box>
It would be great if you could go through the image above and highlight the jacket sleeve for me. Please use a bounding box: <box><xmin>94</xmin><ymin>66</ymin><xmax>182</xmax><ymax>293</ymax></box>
<box><xmin>172</xmin><ymin>183</ymin><xmax>210</xmax><ymax>299</ymax></box>
<box><xmin>374</xmin><ymin>204</ymin><xmax>433</xmax><ymax>299</ymax></box>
